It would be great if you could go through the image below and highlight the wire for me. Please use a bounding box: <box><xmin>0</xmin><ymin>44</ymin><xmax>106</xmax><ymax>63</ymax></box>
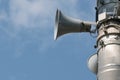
<box><xmin>90</xmin><ymin>28</ymin><xmax>97</xmax><ymax>38</ymax></box>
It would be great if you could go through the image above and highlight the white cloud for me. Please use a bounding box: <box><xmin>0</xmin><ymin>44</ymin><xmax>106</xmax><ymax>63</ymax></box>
<box><xmin>9</xmin><ymin>0</ymin><xmax>51</xmax><ymax>27</ymax></box>
<box><xmin>1</xmin><ymin>0</ymin><xmax>94</xmax><ymax>58</ymax></box>
<box><xmin>9</xmin><ymin>0</ymin><xmax>79</xmax><ymax>28</ymax></box>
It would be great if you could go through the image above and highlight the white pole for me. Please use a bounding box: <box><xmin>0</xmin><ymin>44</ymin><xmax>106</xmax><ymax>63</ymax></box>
<box><xmin>97</xmin><ymin>21</ymin><xmax>120</xmax><ymax>80</ymax></box>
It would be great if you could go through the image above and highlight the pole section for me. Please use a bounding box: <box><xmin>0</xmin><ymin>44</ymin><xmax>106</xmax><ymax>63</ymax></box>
<box><xmin>96</xmin><ymin>0</ymin><xmax>120</xmax><ymax>80</ymax></box>
<box><xmin>97</xmin><ymin>19</ymin><xmax>120</xmax><ymax>80</ymax></box>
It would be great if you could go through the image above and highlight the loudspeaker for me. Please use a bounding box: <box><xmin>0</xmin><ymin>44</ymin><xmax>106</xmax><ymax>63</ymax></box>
<box><xmin>88</xmin><ymin>54</ymin><xmax>98</xmax><ymax>74</ymax></box>
<box><xmin>54</xmin><ymin>9</ymin><xmax>96</xmax><ymax>40</ymax></box>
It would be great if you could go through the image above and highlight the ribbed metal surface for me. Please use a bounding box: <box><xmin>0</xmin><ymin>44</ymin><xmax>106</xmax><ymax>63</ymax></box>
<box><xmin>97</xmin><ymin>22</ymin><xmax>120</xmax><ymax>80</ymax></box>
<box><xmin>98</xmin><ymin>42</ymin><xmax>120</xmax><ymax>80</ymax></box>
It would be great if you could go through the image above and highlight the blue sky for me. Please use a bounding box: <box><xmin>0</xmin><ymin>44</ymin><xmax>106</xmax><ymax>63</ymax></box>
<box><xmin>0</xmin><ymin>0</ymin><xmax>96</xmax><ymax>80</ymax></box>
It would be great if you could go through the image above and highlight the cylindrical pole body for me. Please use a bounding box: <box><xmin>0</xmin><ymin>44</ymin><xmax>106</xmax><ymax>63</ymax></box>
<box><xmin>97</xmin><ymin>20</ymin><xmax>120</xmax><ymax>80</ymax></box>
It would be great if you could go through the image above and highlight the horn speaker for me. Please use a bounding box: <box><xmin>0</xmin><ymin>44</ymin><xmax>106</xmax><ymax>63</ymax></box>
<box><xmin>54</xmin><ymin>9</ymin><xmax>92</xmax><ymax>40</ymax></box>
<box><xmin>88</xmin><ymin>54</ymin><xmax>98</xmax><ymax>74</ymax></box>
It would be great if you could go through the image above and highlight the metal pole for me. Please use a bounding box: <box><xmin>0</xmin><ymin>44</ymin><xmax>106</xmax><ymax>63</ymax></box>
<box><xmin>97</xmin><ymin>20</ymin><xmax>120</xmax><ymax>80</ymax></box>
<box><xmin>96</xmin><ymin>0</ymin><xmax>120</xmax><ymax>80</ymax></box>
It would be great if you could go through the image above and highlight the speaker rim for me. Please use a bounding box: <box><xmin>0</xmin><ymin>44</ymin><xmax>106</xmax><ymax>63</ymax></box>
<box><xmin>54</xmin><ymin>9</ymin><xmax>60</xmax><ymax>40</ymax></box>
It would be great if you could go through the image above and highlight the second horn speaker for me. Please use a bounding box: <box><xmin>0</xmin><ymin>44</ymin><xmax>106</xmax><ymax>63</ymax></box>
<box><xmin>54</xmin><ymin>9</ymin><xmax>92</xmax><ymax>40</ymax></box>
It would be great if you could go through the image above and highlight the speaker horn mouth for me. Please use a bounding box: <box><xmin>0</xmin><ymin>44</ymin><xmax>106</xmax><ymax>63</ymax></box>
<box><xmin>54</xmin><ymin>9</ymin><xmax>60</xmax><ymax>40</ymax></box>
